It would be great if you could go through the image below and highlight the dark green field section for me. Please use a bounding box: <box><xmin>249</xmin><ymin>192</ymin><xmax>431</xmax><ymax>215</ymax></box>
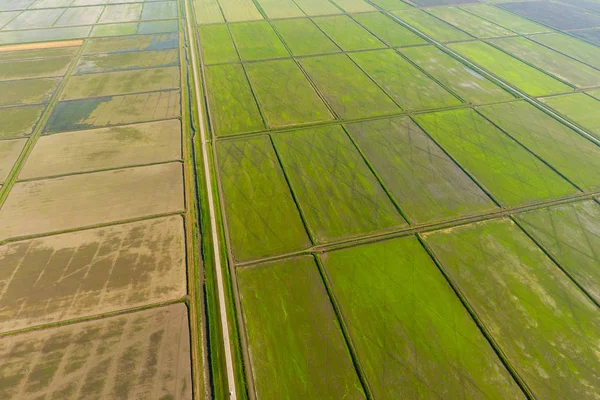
<box><xmin>458</xmin><ymin>4</ymin><xmax>550</xmax><ymax>34</ymax></box>
<box><xmin>538</xmin><ymin>93</ymin><xmax>600</xmax><ymax>141</ymax></box>
<box><xmin>0</xmin><ymin>303</ymin><xmax>192</xmax><ymax>399</ymax></box>
<box><xmin>237</xmin><ymin>256</ymin><xmax>365</xmax><ymax>399</ymax></box>
<box><xmin>321</xmin><ymin>237</ymin><xmax>525</xmax><ymax>399</ymax></box>
<box><xmin>392</xmin><ymin>9</ymin><xmax>473</xmax><ymax>42</ymax></box>
<box><xmin>425</xmin><ymin>219</ymin><xmax>600</xmax><ymax>400</ymax></box>
<box><xmin>427</xmin><ymin>6</ymin><xmax>514</xmax><ymax>38</ymax></box>
<box><xmin>0</xmin><ymin>56</ymin><xmax>71</xmax><ymax>80</ymax></box>
<box><xmin>229</xmin><ymin>21</ymin><xmax>289</xmax><ymax>61</ymax></box>
<box><xmin>530</xmin><ymin>33</ymin><xmax>600</xmax><ymax>70</ymax></box>
<box><xmin>313</xmin><ymin>15</ymin><xmax>386</xmax><ymax>51</ymax></box>
<box><xmin>272</xmin><ymin>18</ymin><xmax>340</xmax><ymax>57</ymax></box>
<box><xmin>0</xmin><ymin>105</ymin><xmax>45</xmax><ymax>138</ymax></box>
<box><xmin>477</xmin><ymin>101</ymin><xmax>600</xmax><ymax>191</ymax></box>
<box><xmin>399</xmin><ymin>45</ymin><xmax>513</xmax><ymax>105</ymax></box>
<box><xmin>0</xmin><ymin>78</ymin><xmax>59</xmax><ymax>107</ymax></box>
<box><xmin>44</xmin><ymin>90</ymin><xmax>181</xmax><ymax>133</ymax></box>
<box><xmin>414</xmin><ymin>109</ymin><xmax>578</xmax><ymax>206</ymax></box>
<box><xmin>298</xmin><ymin>54</ymin><xmax>399</xmax><ymax>119</ymax></box>
<box><xmin>448</xmin><ymin>41</ymin><xmax>573</xmax><ymax>97</ymax></box>
<box><xmin>199</xmin><ymin>24</ymin><xmax>239</xmax><ymax>64</ymax></box>
<box><xmin>350</xmin><ymin>49</ymin><xmax>461</xmax><ymax>111</ymax></box>
<box><xmin>216</xmin><ymin>136</ymin><xmax>310</xmax><ymax>261</ymax></box>
<box><xmin>205</xmin><ymin>63</ymin><xmax>265</xmax><ymax>135</ymax></box>
<box><xmin>244</xmin><ymin>59</ymin><xmax>333</xmax><ymax>128</ymax></box>
<box><xmin>346</xmin><ymin>117</ymin><xmax>496</xmax><ymax>224</ymax></box>
<box><xmin>351</xmin><ymin>12</ymin><xmax>426</xmax><ymax>47</ymax></box>
<box><xmin>272</xmin><ymin>125</ymin><xmax>406</xmax><ymax>243</ymax></box>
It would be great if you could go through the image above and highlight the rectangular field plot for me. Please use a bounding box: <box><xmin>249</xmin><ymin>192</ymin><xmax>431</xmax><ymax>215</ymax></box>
<box><xmin>4</xmin><ymin>9</ymin><xmax>64</xmax><ymax>30</ymax></box>
<box><xmin>347</xmin><ymin>117</ymin><xmax>496</xmax><ymax>224</ymax></box>
<box><xmin>313</xmin><ymin>15</ymin><xmax>386</xmax><ymax>52</ymax></box>
<box><xmin>75</xmin><ymin>49</ymin><xmax>179</xmax><ymax>74</ymax></box>
<box><xmin>572</xmin><ymin>29</ymin><xmax>600</xmax><ymax>46</ymax></box>
<box><xmin>0</xmin><ymin>162</ymin><xmax>184</xmax><ymax>240</ymax></box>
<box><xmin>194</xmin><ymin>0</ymin><xmax>224</xmax><ymax>24</ymax></box>
<box><xmin>538</xmin><ymin>93</ymin><xmax>600</xmax><ymax>140</ymax></box>
<box><xmin>499</xmin><ymin>1</ymin><xmax>600</xmax><ymax>30</ymax></box>
<box><xmin>44</xmin><ymin>90</ymin><xmax>181</xmax><ymax>133</ymax></box>
<box><xmin>400</xmin><ymin>45</ymin><xmax>513</xmax><ymax>105</ymax></box>
<box><xmin>477</xmin><ymin>100</ymin><xmax>600</xmax><ymax>191</ymax></box>
<box><xmin>61</xmin><ymin>66</ymin><xmax>180</xmax><ymax>100</ymax></box>
<box><xmin>245</xmin><ymin>59</ymin><xmax>333</xmax><ymax>128</ymax></box>
<box><xmin>0</xmin><ymin>216</ymin><xmax>186</xmax><ymax>331</ymax></box>
<box><xmin>54</xmin><ymin>6</ymin><xmax>103</xmax><ymax>26</ymax></box>
<box><xmin>292</xmin><ymin>0</ymin><xmax>341</xmax><ymax>15</ymax></box>
<box><xmin>531</xmin><ymin>33</ymin><xmax>600</xmax><ymax>70</ymax></box>
<box><xmin>516</xmin><ymin>200</ymin><xmax>600</xmax><ymax>303</ymax></box>
<box><xmin>414</xmin><ymin>109</ymin><xmax>578</xmax><ymax>206</ymax></box>
<box><xmin>427</xmin><ymin>7</ymin><xmax>514</xmax><ymax>38</ymax></box>
<box><xmin>84</xmin><ymin>33</ymin><xmax>179</xmax><ymax>55</ymax></box>
<box><xmin>369</xmin><ymin>0</ymin><xmax>412</xmax><ymax>9</ymax></box>
<box><xmin>0</xmin><ymin>105</ymin><xmax>44</xmax><ymax>139</ymax></box>
<box><xmin>21</xmin><ymin>119</ymin><xmax>181</xmax><ymax>179</ymax></box>
<box><xmin>448</xmin><ymin>41</ymin><xmax>572</xmax><ymax>97</ymax></box>
<box><xmin>424</xmin><ymin>219</ymin><xmax>600</xmax><ymax>400</ymax></box>
<box><xmin>138</xmin><ymin>19</ymin><xmax>179</xmax><ymax>35</ymax></box>
<box><xmin>256</xmin><ymin>0</ymin><xmax>303</xmax><ymax>19</ymax></box>
<box><xmin>218</xmin><ymin>0</ymin><xmax>263</xmax><ymax>22</ymax></box>
<box><xmin>352</xmin><ymin>12</ymin><xmax>426</xmax><ymax>47</ymax></box>
<box><xmin>205</xmin><ymin>64</ymin><xmax>264</xmax><ymax>135</ymax></box>
<box><xmin>0</xmin><ymin>304</ymin><xmax>192</xmax><ymax>399</ymax></box>
<box><xmin>237</xmin><ymin>256</ymin><xmax>364</xmax><ymax>399</ymax></box>
<box><xmin>0</xmin><ymin>45</ymin><xmax>78</xmax><ymax>61</ymax></box>
<box><xmin>217</xmin><ymin>137</ymin><xmax>310</xmax><ymax>261</ymax></box>
<box><xmin>349</xmin><ymin>50</ymin><xmax>461</xmax><ymax>111</ymax></box>
<box><xmin>0</xmin><ymin>77</ymin><xmax>58</xmax><ymax>107</ymax></box>
<box><xmin>272</xmin><ymin>18</ymin><xmax>340</xmax><ymax>57</ymax></box>
<box><xmin>0</xmin><ymin>138</ymin><xmax>25</xmax><ymax>183</ymax></box>
<box><xmin>490</xmin><ymin>37</ymin><xmax>600</xmax><ymax>89</ymax></box>
<box><xmin>392</xmin><ymin>9</ymin><xmax>473</xmax><ymax>43</ymax></box>
<box><xmin>90</xmin><ymin>23</ymin><xmax>138</xmax><ymax>38</ymax></box>
<box><xmin>198</xmin><ymin>24</ymin><xmax>239</xmax><ymax>64</ymax></box>
<box><xmin>0</xmin><ymin>26</ymin><xmax>91</xmax><ymax>45</ymax></box>
<box><xmin>0</xmin><ymin>56</ymin><xmax>71</xmax><ymax>81</ymax></box>
<box><xmin>98</xmin><ymin>4</ymin><xmax>143</xmax><ymax>23</ymax></box>
<box><xmin>459</xmin><ymin>4</ymin><xmax>550</xmax><ymax>34</ymax></box>
<box><xmin>272</xmin><ymin>125</ymin><xmax>405</xmax><ymax>243</ymax></box>
<box><xmin>141</xmin><ymin>1</ymin><xmax>178</xmax><ymax>20</ymax></box>
<box><xmin>331</xmin><ymin>0</ymin><xmax>375</xmax><ymax>12</ymax></box>
<box><xmin>229</xmin><ymin>21</ymin><xmax>289</xmax><ymax>61</ymax></box>
<box><xmin>321</xmin><ymin>237</ymin><xmax>525</xmax><ymax>399</ymax></box>
<box><xmin>299</xmin><ymin>54</ymin><xmax>399</xmax><ymax>119</ymax></box>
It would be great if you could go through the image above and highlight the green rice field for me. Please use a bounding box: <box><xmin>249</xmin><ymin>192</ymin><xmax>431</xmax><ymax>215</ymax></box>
<box><xmin>0</xmin><ymin>0</ymin><xmax>599</xmax><ymax>398</ymax></box>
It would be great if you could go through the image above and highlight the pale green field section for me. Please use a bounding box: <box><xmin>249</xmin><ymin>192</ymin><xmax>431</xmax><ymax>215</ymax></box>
<box><xmin>313</xmin><ymin>15</ymin><xmax>386</xmax><ymax>51</ymax></box>
<box><xmin>350</xmin><ymin>50</ymin><xmax>461</xmax><ymax>111</ymax></box>
<box><xmin>194</xmin><ymin>0</ymin><xmax>224</xmax><ymax>24</ymax></box>
<box><xmin>0</xmin><ymin>77</ymin><xmax>58</xmax><ymax>107</ymax></box>
<box><xmin>0</xmin><ymin>56</ymin><xmax>71</xmax><ymax>81</ymax></box>
<box><xmin>347</xmin><ymin>117</ymin><xmax>496</xmax><ymax>224</ymax></box>
<box><xmin>142</xmin><ymin>1</ymin><xmax>178</xmax><ymax>20</ymax></box>
<box><xmin>0</xmin><ymin>46</ymin><xmax>77</xmax><ymax>60</ymax></box>
<box><xmin>61</xmin><ymin>66</ymin><xmax>180</xmax><ymax>100</ymax></box>
<box><xmin>414</xmin><ymin>109</ymin><xmax>578</xmax><ymax>206</ymax></box>
<box><xmin>229</xmin><ymin>21</ymin><xmax>289</xmax><ymax>61</ymax></box>
<box><xmin>530</xmin><ymin>33</ymin><xmax>600</xmax><ymax>70</ymax></box>
<box><xmin>0</xmin><ymin>105</ymin><xmax>44</xmax><ymax>139</ymax></box>
<box><xmin>588</xmin><ymin>89</ymin><xmax>600</xmax><ymax>100</ymax></box>
<box><xmin>84</xmin><ymin>34</ymin><xmax>179</xmax><ymax>55</ymax></box>
<box><xmin>0</xmin><ymin>138</ymin><xmax>26</xmax><ymax>183</ymax></box>
<box><xmin>293</xmin><ymin>0</ymin><xmax>341</xmax><ymax>15</ymax></box>
<box><xmin>45</xmin><ymin>90</ymin><xmax>181</xmax><ymax>133</ymax></box>
<box><xmin>272</xmin><ymin>125</ymin><xmax>406</xmax><ymax>243</ymax></box>
<box><xmin>352</xmin><ymin>12</ymin><xmax>426</xmax><ymax>47</ymax></box>
<box><xmin>425</xmin><ymin>219</ymin><xmax>600</xmax><ymax>400</ymax></box>
<box><xmin>299</xmin><ymin>54</ymin><xmax>399</xmax><ymax>119</ymax></box>
<box><xmin>237</xmin><ymin>256</ymin><xmax>365</xmax><ymax>399</ymax></box>
<box><xmin>538</xmin><ymin>93</ymin><xmax>600</xmax><ymax>140</ymax></box>
<box><xmin>98</xmin><ymin>4</ymin><xmax>143</xmax><ymax>24</ymax></box>
<box><xmin>478</xmin><ymin>100</ymin><xmax>600</xmax><ymax>191</ymax></box>
<box><xmin>516</xmin><ymin>200</ymin><xmax>600</xmax><ymax>303</ymax></box>
<box><xmin>427</xmin><ymin>7</ymin><xmax>514</xmax><ymax>38</ymax></box>
<box><xmin>332</xmin><ymin>0</ymin><xmax>375</xmax><ymax>12</ymax></box>
<box><xmin>21</xmin><ymin>120</ymin><xmax>182</xmax><ymax>179</ymax></box>
<box><xmin>256</xmin><ymin>0</ymin><xmax>303</xmax><ymax>18</ymax></box>
<box><xmin>217</xmin><ymin>136</ymin><xmax>310</xmax><ymax>261</ymax></box>
<box><xmin>0</xmin><ymin>26</ymin><xmax>91</xmax><ymax>45</ymax></box>
<box><xmin>322</xmin><ymin>237</ymin><xmax>525</xmax><ymax>399</ymax></box>
<box><xmin>272</xmin><ymin>18</ymin><xmax>340</xmax><ymax>56</ymax></box>
<box><xmin>55</xmin><ymin>6</ymin><xmax>104</xmax><ymax>26</ymax></box>
<box><xmin>4</xmin><ymin>9</ymin><xmax>64</xmax><ymax>29</ymax></box>
<box><xmin>75</xmin><ymin>49</ymin><xmax>179</xmax><ymax>74</ymax></box>
<box><xmin>0</xmin><ymin>304</ymin><xmax>192</xmax><ymax>399</ymax></box>
<box><xmin>205</xmin><ymin>63</ymin><xmax>265</xmax><ymax>135</ymax></box>
<box><xmin>449</xmin><ymin>41</ymin><xmax>572</xmax><ymax>97</ymax></box>
<box><xmin>218</xmin><ymin>0</ymin><xmax>263</xmax><ymax>22</ymax></box>
<box><xmin>369</xmin><ymin>0</ymin><xmax>411</xmax><ymax>10</ymax></box>
<box><xmin>0</xmin><ymin>162</ymin><xmax>184</xmax><ymax>240</ymax></box>
<box><xmin>459</xmin><ymin>4</ymin><xmax>550</xmax><ymax>34</ymax></box>
<box><xmin>399</xmin><ymin>45</ymin><xmax>513</xmax><ymax>104</ymax></box>
<box><xmin>245</xmin><ymin>59</ymin><xmax>333</xmax><ymax>128</ymax></box>
<box><xmin>90</xmin><ymin>23</ymin><xmax>138</xmax><ymax>38</ymax></box>
<box><xmin>489</xmin><ymin>37</ymin><xmax>600</xmax><ymax>89</ymax></box>
<box><xmin>199</xmin><ymin>24</ymin><xmax>239</xmax><ymax>64</ymax></box>
<box><xmin>392</xmin><ymin>9</ymin><xmax>473</xmax><ymax>42</ymax></box>
<box><xmin>0</xmin><ymin>216</ymin><xmax>186</xmax><ymax>331</ymax></box>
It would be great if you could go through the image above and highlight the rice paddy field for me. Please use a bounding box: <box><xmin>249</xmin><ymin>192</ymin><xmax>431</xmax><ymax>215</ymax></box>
<box><xmin>0</xmin><ymin>0</ymin><xmax>599</xmax><ymax>398</ymax></box>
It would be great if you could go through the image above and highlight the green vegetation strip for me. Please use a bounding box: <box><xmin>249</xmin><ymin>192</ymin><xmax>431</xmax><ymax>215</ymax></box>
<box><xmin>313</xmin><ymin>15</ymin><xmax>386</xmax><ymax>51</ymax></box>
<box><xmin>198</xmin><ymin>24</ymin><xmax>239</xmax><ymax>65</ymax></box>
<box><xmin>459</xmin><ymin>4</ymin><xmax>550</xmax><ymax>34</ymax></box>
<box><xmin>272</xmin><ymin>18</ymin><xmax>340</xmax><ymax>57</ymax></box>
<box><xmin>427</xmin><ymin>6</ymin><xmax>514</xmax><ymax>39</ymax></box>
<box><xmin>538</xmin><ymin>93</ymin><xmax>600</xmax><ymax>141</ymax></box>
<box><xmin>392</xmin><ymin>9</ymin><xmax>472</xmax><ymax>42</ymax></box>
<box><xmin>530</xmin><ymin>33</ymin><xmax>600</xmax><ymax>70</ymax></box>
<box><xmin>229</xmin><ymin>21</ymin><xmax>289</xmax><ymax>61</ymax></box>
